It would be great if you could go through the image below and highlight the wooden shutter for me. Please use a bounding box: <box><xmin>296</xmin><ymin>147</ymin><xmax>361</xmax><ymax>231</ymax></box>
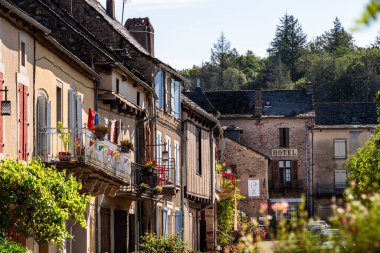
<box><xmin>170</xmin><ymin>79</ymin><xmax>175</xmax><ymax>115</ymax></box>
<box><xmin>18</xmin><ymin>84</ymin><xmax>28</xmax><ymax>160</ymax></box>
<box><xmin>76</xmin><ymin>94</ymin><xmax>82</xmax><ymax>129</ymax></box>
<box><xmin>68</xmin><ymin>89</ymin><xmax>75</xmax><ymax>152</ymax></box>
<box><xmin>114</xmin><ymin>210</ymin><xmax>127</xmax><ymax>253</ymax></box>
<box><xmin>46</xmin><ymin>100</ymin><xmax>51</xmax><ymax>155</ymax></box>
<box><xmin>291</xmin><ymin>160</ymin><xmax>298</xmax><ymax>190</ymax></box>
<box><xmin>0</xmin><ymin>73</ymin><xmax>3</xmax><ymax>153</ymax></box>
<box><xmin>279</xmin><ymin>128</ymin><xmax>284</xmax><ymax>147</ymax></box>
<box><xmin>272</xmin><ymin>161</ymin><xmax>279</xmax><ymax>191</ymax></box>
<box><xmin>175</xmin><ymin>210</ymin><xmax>183</xmax><ymax>235</ymax></box>
<box><xmin>175</xmin><ymin>81</ymin><xmax>180</xmax><ymax>119</ymax></box>
<box><xmin>162</xmin><ymin>208</ymin><xmax>168</xmax><ymax>238</ymax></box>
<box><xmin>284</xmin><ymin>128</ymin><xmax>289</xmax><ymax>147</ymax></box>
<box><xmin>100</xmin><ymin>208</ymin><xmax>111</xmax><ymax>253</ymax></box>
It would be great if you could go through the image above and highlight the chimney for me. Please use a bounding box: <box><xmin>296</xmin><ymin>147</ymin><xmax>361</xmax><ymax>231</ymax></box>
<box><xmin>59</xmin><ymin>0</ymin><xmax>72</xmax><ymax>15</ymax></box>
<box><xmin>306</xmin><ymin>81</ymin><xmax>313</xmax><ymax>95</ymax></box>
<box><xmin>106</xmin><ymin>0</ymin><xmax>115</xmax><ymax>19</ymax></box>
<box><xmin>254</xmin><ymin>89</ymin><xmax>262</xmax><ymax>117</ymax></box>
<box><xmin>125</xmin><ymin>18</ymin><xmax>155</xmax><ymax>56</ymax></box>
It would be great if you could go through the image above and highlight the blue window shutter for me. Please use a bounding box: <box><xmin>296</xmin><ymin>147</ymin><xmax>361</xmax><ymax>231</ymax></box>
<box><xmin>163</xmin><ymin>208</ymin><xmax>168</xmax><ymax>238</ymax></box>
<box><xmin>175</xmin><ymin>210</ymin><xmax>183</xmax><ymax>235</ymax></box>
<box><xmin>46</xmin><ymin>100</ymin><xmax>51</xmax><ymax>155</ymax></box>
<box><xmin>171</xmin><ymin>79</ymin><xmax>175</xmax><ymax>115</ymax></box>
<box><xmin>174</xmin><ymin>81</ymin><xmax>181</xmax><ymax>119</ymax></box>
<box><xmin>76</xmin><ymin>94</ymin><xmax>82</xmax><ymax>129</ymax></box>
<box><xmin>68</xmin><ymin>89</ymin><xmax>75</xmax><ymax>152</ymax></box>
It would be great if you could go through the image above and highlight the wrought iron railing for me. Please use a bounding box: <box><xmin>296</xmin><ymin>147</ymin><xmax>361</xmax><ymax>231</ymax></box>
<box><xmin>317</xmin><ymin>183</ymin><xmax>346</xmax><ymax>196</ymax></box>
<box><xmin>36</xmin><ymin>127</ymin><xmax>131</xmax><ymax>182</ymax></box>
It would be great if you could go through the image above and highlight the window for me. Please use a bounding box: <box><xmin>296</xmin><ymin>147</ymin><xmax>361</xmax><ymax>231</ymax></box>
<box><xmin>335</xmin><ymin>170</ymin><xmax>346</xmax><ymax>189</ymax></box>
<box><xmin>351</xmin><ymin>116</ymin><xmax>359</xmax><ymax>124</ymax></box>
<box><xmin>196</xmin><ymin>127</ymin><xmax>202</xmax><ymax>175</ymax></box>
<box><xmin>279</xmin><ymin>128</ymin><xmax>289</xmax><ymax>147</ymax></box>
<box><xmin>20</xmin><ymin>41</ymin><xmax>26</xmax><ymax>67</ymax></box>
<box><xmin>155</xmin><ymin>71</ymin><xmax>163</xmax><ymax>108</ymax></box>
<box><xmin>279</xmin><ymin>160</ymin><xmax>291</xmax><ymax>186</ymax></box>
<box><xmin>116</xmin><ymin>78</ymin><xmax>119</xmax><ymax>94</ymax></box>
<box><xmin>274</xmin><ymin>160</ymin><xmax>297</xmax><ymax>190</ymax></box>
<box><xmin>334</xmin><ymin>139</ymin><xmax>346</xmax><ymax>158</ymax></box>
<box><xmin>156</xmin><ymin>131</ymin><xmax>162</xmax><ymax>161</ymax></box>
<box><xmin>56</xmin><ymin>84</ymin><xmax>62</xmax><ymax>124</ymax></box>
<box><xmin>174</xmin><ymin>141</ymin><xmax>180</xmax><ymax>185</ymax></box>
<box><xmin>171</xmin><ymin>80</ymin><xmax>181</xmax><ymax>119</ymax></box>
<box><xmin>137</xmin><ymin>91</ymin><xmax>140</xmax><ymax>106</ymax></box>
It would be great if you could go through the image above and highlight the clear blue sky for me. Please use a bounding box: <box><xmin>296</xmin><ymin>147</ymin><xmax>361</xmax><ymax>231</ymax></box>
<box><xmin>98</xmin><ymin>0</ymin><xmax>378</xmax><ymax>70</ymax></box>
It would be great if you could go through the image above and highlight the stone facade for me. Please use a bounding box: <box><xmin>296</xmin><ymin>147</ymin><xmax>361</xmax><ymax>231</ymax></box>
<box><xmin>223</xmin><ymin>137</ymin><xmax>269</xmax><ymax>219</ymax></box>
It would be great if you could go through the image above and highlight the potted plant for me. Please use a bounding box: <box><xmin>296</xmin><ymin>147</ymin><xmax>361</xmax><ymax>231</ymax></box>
<box><xmin>75</xmin><ymin>141</ymin><xmax>86</xmax><ymax>162</ymax></box>
<box><xmin>120</xmin><ymin>139</ymin><xmax>134</xmax><ymax>153</ymax></box>
<box><xmin>57</xmin><ymin>121</ymin><xmax>71</xmax><ymax>161</ymax></box>
<box><xmin>94</xmin><ymin>125</ymin><xmax>109</xmax><ymax>140</ymax></box>
<box><xmin>143</xmin><ymin>160</ymin><xmax>157</xmax><ymax>173</ymax></box>
<box><xmin>139</xmin><ymin>183</ymin><xmax>149</xmax><ymax>192</ymax></box>
<box><xmin>152</xmin><ymin>185</ymin><xmax>163</xmax><ymax>194</ymax></box>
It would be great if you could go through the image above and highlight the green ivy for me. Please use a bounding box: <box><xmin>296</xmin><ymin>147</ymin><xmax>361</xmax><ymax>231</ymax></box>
<box><xmin>0</xmin><ymin>237</ymin><xmax>27</xmax><ymax>253</ymax></box>
<box><xmin>0</xmin><ymin>159</ymin><xmax>89</xmax><ymax>246</ymax></box>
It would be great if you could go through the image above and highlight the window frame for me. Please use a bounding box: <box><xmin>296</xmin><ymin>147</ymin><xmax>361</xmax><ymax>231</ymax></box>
<box><xmin>333</xmin><ymin>139</ymin><xmax>346</xmax><ymax>159</ymax></box>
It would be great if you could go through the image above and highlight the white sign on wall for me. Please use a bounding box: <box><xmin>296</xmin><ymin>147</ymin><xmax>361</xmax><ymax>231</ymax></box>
<box><xmin>248</xmin><ymin>179</ymin><xmax>260</xmax><ymax>197</ymax></box>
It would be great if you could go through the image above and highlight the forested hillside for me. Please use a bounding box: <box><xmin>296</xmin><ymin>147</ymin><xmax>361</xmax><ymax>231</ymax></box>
<box><xmin>179</xmin><ymin>14</ymin><xmax>380</xmax><ymax>102</ymax></box>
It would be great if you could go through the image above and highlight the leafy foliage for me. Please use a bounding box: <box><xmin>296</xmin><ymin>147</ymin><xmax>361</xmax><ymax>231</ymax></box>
<box><xmin>140</xmin><ymin>233</ymin><xmax>189</xmax><ymax>253</ymax></box>
<box><xmin>0</xmin><ymin>237</ymin><xmax>27</xmax><ymax>253</ymax></box>
<box><xmin>0</xmin><ymin>159</ymin><xmax>89</xmax><ymax>246</ymax></box>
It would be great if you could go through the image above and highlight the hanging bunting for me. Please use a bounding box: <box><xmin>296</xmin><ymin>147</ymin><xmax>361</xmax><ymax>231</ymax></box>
<box><xmin>108</xmin><ymin>150</ymin><xmax>114</xmax><ymax>156</ymax></box>
<box><xmin>89</xmin><ymin>140</ymin><xmax>95</xmax><ymax>147</ymax></box>
<box><xmin>124</xmin><ymin>158</ymin><xmax>129</xmax><ymax>164</ymax></box>
<box><xmin>98</xmin><ymin>144</ymin><xmax>105</xmax><ymax>151</ymax></box>
<box><xmin>113</xmin><ymin>152</ymin><xmax>119</xmax><ymax>158</ymax></box>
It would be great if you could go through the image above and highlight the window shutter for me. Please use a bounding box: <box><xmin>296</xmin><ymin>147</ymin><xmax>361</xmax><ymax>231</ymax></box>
<box><xmin>68</xmin><ymin>89</ymin><xmax>75</xmax><ymax>152</ymax></box>
<box><xmin>46</xmin><ymin>100</ymin><xmax>51</xmax><ymax>155</ymax></box>
<box><xmin>0</xmin><ymin>73</ymin><xmax>3</xmax><ymax>153</ymax></box>
<box><xmin>163</xmin><ymin>208</ymin><xmax>168</xmax><ymax>238</ymax></box>
<box><xmin>164</xmin><ymin>75</ymin><xmax>168</xmax><ymax>111</ymax></box>
<box><xmin>279</xmin><ymin>129</ymin><xmax>284</xmax><ymax>147</ymax></box>
<box><xmin>76</xmin><ymin>94</ymin><xmax>82</xmax><ymax>129</ymax></box>
<box><xmin>175</xmin><ymin>210</ymin><xmax>183</xmax><ymax>235</ymax></box>
<box><xmin>291</xmin><ymin>160</ymin><xmax>298</xmax><ymax>190</ymax></box>
<box><xmin>284</xmin><ymin>128</ymin><xmax>289</xmax><ymax>147</ymax></box>
<box><xmin>272</xmin><ymin>161</ymin><xmax>279</xmax><ymax>191</ymax></box>
<box><xmin>155</xmin><ymin>71</ymin><xmax>162</xmax><ymax>108</ymax></box>
<box><xmin>18</xmin><ymin>84</ymin><xmax>28</xmax><ymax>160</ymax></box>
<box><xmin>171</xmin><ymin>79</ymin><xmax>175</xmax><ymax>115</ymax></box>
<box><xmin>37</xmin><ymin>96</ymin><xmax>45</xmax><ymax>156</ymax></box>
<box><xmin>175</xmin><ymin>81</ymin><xmax>181</xmax><ymax>119</ymax></box>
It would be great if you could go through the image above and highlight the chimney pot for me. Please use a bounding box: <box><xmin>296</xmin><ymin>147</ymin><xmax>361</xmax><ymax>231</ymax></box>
<box><xmin>125</xmin><ymin>18</ymin><xmax>155</xmax><ymax>56</ymax></box>
<box><xmin>106</xmin><ymin>0</ymin><xmax>115</xmax><ymax>19</ymax></box>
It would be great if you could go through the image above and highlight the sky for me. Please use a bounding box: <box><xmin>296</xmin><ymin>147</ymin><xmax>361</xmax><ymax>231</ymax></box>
<box><xmin>98</xmin><ymin>0</ymin><xmax>379</xmax><ymax>70</ymax></box>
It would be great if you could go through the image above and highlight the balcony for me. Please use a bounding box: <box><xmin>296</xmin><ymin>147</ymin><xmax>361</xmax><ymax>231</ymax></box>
<box><xmin>317</xmin><ymin>183</ymin><xmax>346</xmax><ymax>196</ymax></box>
<box><xmin>270</xmin><ymin>180</ymin><xmax>304</xmax><ymax>195</ymax></box>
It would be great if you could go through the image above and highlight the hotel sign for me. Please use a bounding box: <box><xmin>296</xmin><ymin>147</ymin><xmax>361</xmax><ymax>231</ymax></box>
<box><xmin>272</xmin><ymin>149</ymin><xmax>298</xmax><ymax>157</ymax></box>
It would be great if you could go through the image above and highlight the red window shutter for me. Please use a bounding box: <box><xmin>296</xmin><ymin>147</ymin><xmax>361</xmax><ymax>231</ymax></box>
<box><xmin>0</xmin><ymin>72</ymin><xmax>3</xmax><ymax>153</ymax></box>
<box><xmin>18</xmin><ymin>84</ymin><xmax>28</xmax><ymax>160</ymax></box>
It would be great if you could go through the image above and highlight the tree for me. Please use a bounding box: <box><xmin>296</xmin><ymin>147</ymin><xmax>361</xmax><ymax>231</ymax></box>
<box><xmin>0</xmin><ymin>159</ymin><xmax>89</xmax><ymax>246</ymax></box>
<box><xmin>322</xmin><ymin>18</ymin><xmax>355</xmax><ymax>55</ymax></box>
<box><xmin>268</xmin><ymin>13</ymin><xmax>307</xmax><ymax>81</ymax></box>
<box><xmin>346</xmin><ymin>91</ymin><xmax>380</xmax><ymax>194</ymax></box>
<box><xmin>356</xmin><ymin>0</ymin><xmax>380</xmax><ymax>27</ymax></box>
<box><xmin>211</xmin><ymin>33</ymin><xmax>238</xmax><ymax>89</ymax></box>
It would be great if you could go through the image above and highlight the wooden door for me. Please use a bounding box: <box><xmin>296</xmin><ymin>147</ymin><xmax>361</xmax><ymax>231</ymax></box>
<box><xmin>114</xmin><ymin>210</ymin><xmax>128</xmax><ymax>253</ymax></box>
<box><xmin>100</xmin><ymin>208</ymin><xmax>111</xmax><ymax>253</ymax></box>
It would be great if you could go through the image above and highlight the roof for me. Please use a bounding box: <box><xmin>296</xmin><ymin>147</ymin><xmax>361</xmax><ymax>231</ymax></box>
<box><xmin>315</xmin><ymin>102</ymin><xmax>378</xmax><ymax>125</ymax></box>
<box><xmin>184</xmin><ymin>89</ymin><xmax>314</xmax><ymax>117</ymax></box>
<box><xmin>224</xmin><ymin>136</ymin><xmax>269</xmax><ymax>159</ymax></box>
<box><xmin>181</xmin><ymin>95</ymin><xmax>218</xmax><ymax>124</ymax></box>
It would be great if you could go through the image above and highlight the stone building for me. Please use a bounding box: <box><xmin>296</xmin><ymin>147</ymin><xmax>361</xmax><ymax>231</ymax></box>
<box><xmin>222</xmin><ymin>131</ymin><xmax>269</xmax><ymax>220</ymax></box>
<box><xmin>311</xmin><ymin>102</ymin><xmax>377</xmax><ymax>219</ymax></box>
<box><xmin>185</xmin><ymin>87</ymin><xmax>315</xmax><ymax>218</ymax></box>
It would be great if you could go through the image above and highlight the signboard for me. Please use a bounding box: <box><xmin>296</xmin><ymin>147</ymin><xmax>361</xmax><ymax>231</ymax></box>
<box><xmin>248</xmin><ymin>179</ymin><xmax>260</xmax><ymax>197</ymax></box>
<box><xmin>272</xmin><ymin>149</ymin><xmax>297</xmax><ymax>157</ymax></box>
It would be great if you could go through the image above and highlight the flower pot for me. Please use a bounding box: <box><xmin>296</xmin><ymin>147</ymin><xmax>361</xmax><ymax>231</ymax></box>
<box><xmin>95</xmin><ymin>132</ymin><xmax>106</xmax><ymax>140</ymax></box>
<box><xmin>120</xmin><ymin>146</ymin><xmax>131</xmax><ymax>153</ymax></box>
<box><xmin>143</xmin><ymin>166</ymin><xmax>153</xmax><ymax>174</ymax></box>
<box><xmin>58</xmin><ymin>152</ymin><xmax>71</xmax><ymax>161</ymax></box>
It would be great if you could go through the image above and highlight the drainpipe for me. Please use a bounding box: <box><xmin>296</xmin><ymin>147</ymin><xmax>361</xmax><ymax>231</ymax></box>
<box><xmin>32</xmin><ymin>38</ymin><xmax>36</xmax><ymax>158</ymax></box>
<box><xmin>311</xmin><ymin>129</ymin><xmax>314</xmax><ymax>216</ymax></box>
<box><xmin>209</xmin><ymin>124</ymin><xmax>216</xmax><ymax>250</ymax></box>
<box><xmin>94</xmin><ymin>78</ymin><xmax>100</xmax><ymax>112</ymax></box>
<box><xmin>305</xmin><ymin>123</ymin><xmax>309</xmax><ymax>215</ymax></box>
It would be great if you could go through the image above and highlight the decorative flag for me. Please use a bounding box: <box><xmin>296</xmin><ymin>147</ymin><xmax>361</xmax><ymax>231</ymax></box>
<box><xmin>87</xmin><ymin>108</ymin><xmax>96</xmax><ymax>131</ymax></box>
<box><xmin>113</xmin><ymin>152</ymin><xmax>119</xmax><ymax>158</ymax></box>
<box><xmin>94</xmin><ymin>113</ymin><xmax>99</xmax><ymax>126</ymax></box>
<box><xmin>124</xmin><ymin>158</ymin><xmax>129</xmax><ymax>163</ymax></box>
<box><xmin>89</xmin><ymin>140</ymin><xmax>95</xmax><ymax>147</ymax></box>
<box><xmin>99</xmin><ymin>144</ymin><xmax>105</xmax><ymax>151</ymax></box>
<box><xmin>108</xmin><ymin>150</ymin><xmax>114</xmax><ymax>156</ymax></box>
